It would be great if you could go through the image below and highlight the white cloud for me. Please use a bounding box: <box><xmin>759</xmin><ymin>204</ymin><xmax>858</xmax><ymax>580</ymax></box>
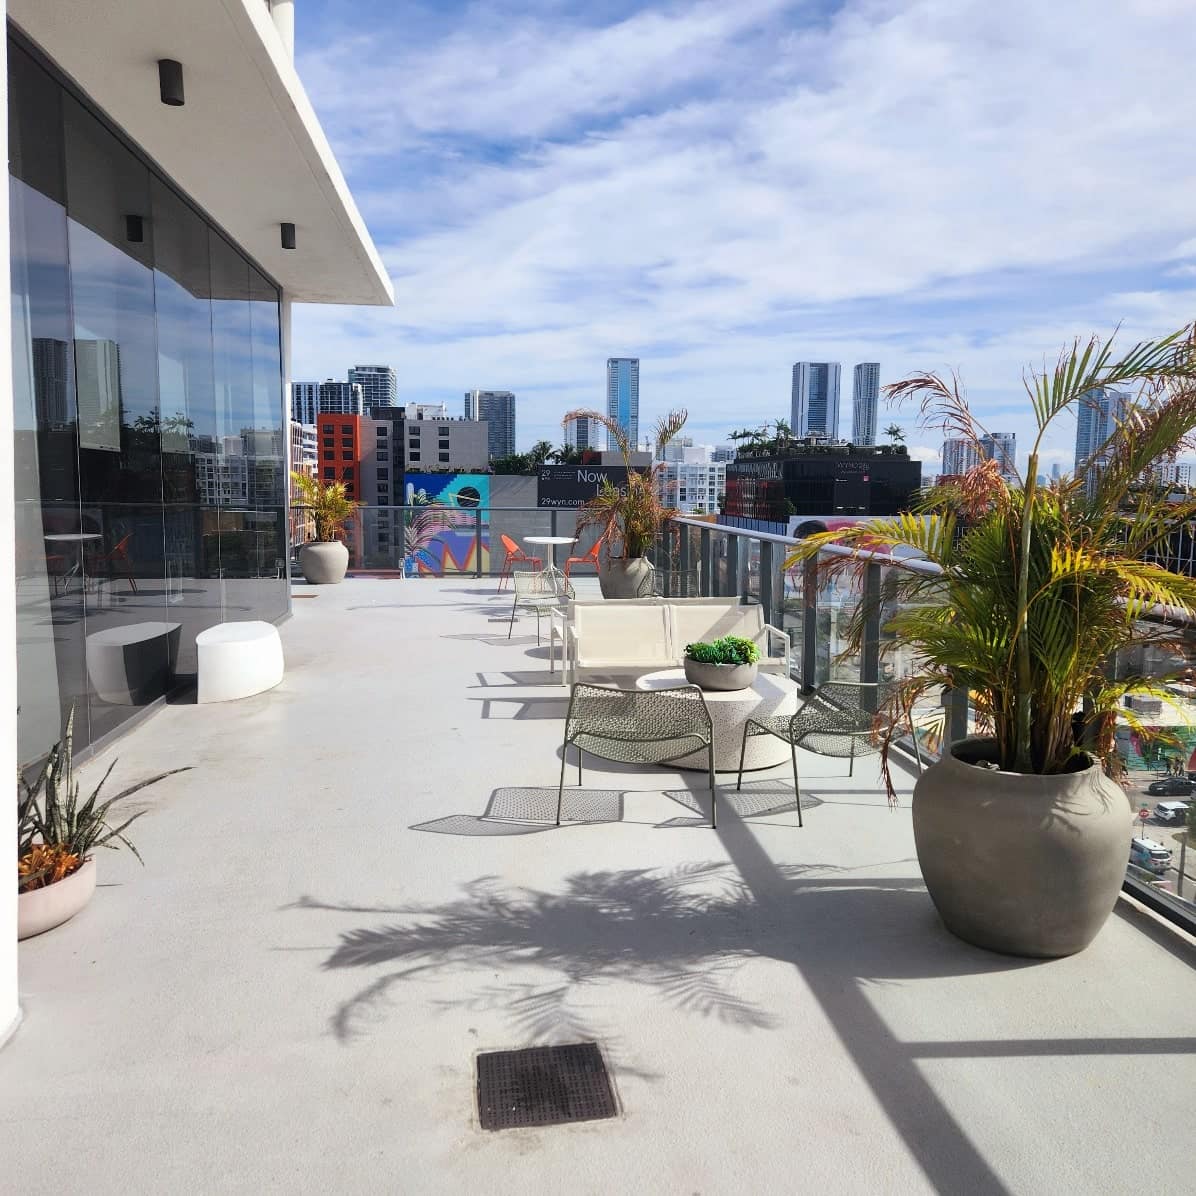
<box><xmin>293</xmin><ymin>0</ymin><xmax>1196</xmax><ymax>461</ymax></box>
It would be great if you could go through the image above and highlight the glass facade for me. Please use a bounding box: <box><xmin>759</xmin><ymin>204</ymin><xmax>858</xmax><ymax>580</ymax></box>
<box><xmin>10</xmin><ymin>37</ymin><xmax>287</xmax><ymax>763</ymax></box>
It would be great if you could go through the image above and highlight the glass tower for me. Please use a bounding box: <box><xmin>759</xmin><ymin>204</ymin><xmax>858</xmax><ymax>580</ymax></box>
<box><xmin>791</xmin><ymin>362</ymin><xmax>841</xmax><ymax>439</ymax></box>
<box><xmin>606</xmin><ymin>358</ymin><xmax>640</xmax><ymax>449</ymax></box>
<box><xmin>851</xmin><ymin>362</ymin><xmax>880</xmax><ymax>445</ymax></box>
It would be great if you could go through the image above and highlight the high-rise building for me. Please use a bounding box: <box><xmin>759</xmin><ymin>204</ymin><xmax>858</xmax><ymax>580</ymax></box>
<box><xmin>32</xmin><ymin>337</ymin><xmax>71</xmax><ymax>426</ymax></box>
<box><xmin>606</xmin><ymin>358</ymin><xmax>640</xmax><ymax>448</ymax></box>
<box><xmin>349</xmin><ymin>365</ymin><xmax>397</xmax><ymax>409</ymax></box>
<box><xmin>851</xmin><ymin>363</ymin><xmax>880</xmax><ymax>445</ymax></box>
<box><xmin>658</xmin><ymin>460</ymin><xmax>727</xmax><ymax>514</ymax></box>
<box><xmin>1074</xmin><ymin>387</ymin><xmax>1129</xmax><ymax>493</ymax></box>
<box><xmin>565</xmin><ymin>413</ymin><xmax>604</xmax><ymax>453</ymax></box>
<box><xmin>980</xmin><ymin>432</ymin><xmax>1018</xmax><ymax>483</ymax></box>
<box><xmin>464</xmin><ymin>389</ymin><xmax>516</xmax><ymax>458</ymax></box>
<box><xmin>1148</xmin><ymin>461</ymin><xmax>1193</xmax><ymax>488</ymax></box>
<box><xmin>74</xmin><ymin>339</ymin><xmax>121</xmax><ymax>451</ymax></box>
<box><xmin>791</xmin><ymin>362</ymin><xmax>841</xmax><ymax>439</ymax></box>
<box><xmin>940</xmin><ymin>438</ymin><xmax>981</xmax><ymax>478</ymax></box>
<box><xmin>1051</xmin><ymin>462</ymin><xmax>1063</xmax><ymax>482</ymax></box>
<box><xmin>711</xmin><ymin>445</ymin><xmax>736</xmax><ymax>463</ymax></box>
<box><xmin>292</xmin><ymin>379</ymin><xmax>363</xmax><ymax>422</ymax></box>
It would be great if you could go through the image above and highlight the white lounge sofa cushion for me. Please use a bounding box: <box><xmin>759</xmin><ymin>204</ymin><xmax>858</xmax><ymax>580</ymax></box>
<box><xmin>568</xmin><ymin>603</ymin><xmax>671</xmax><ymax>672</ymax></box>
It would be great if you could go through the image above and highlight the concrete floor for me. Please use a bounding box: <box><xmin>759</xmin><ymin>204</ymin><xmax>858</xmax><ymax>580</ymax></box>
<box><xmin>5</xmin><ymin>577</ymin><xmax>1196</xmax><ymax>1195</ymax></box>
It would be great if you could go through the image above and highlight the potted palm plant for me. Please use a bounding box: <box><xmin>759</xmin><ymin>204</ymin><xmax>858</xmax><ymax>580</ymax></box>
<box><xmin>18</xmin><ymin>708</ymin><xmax>187</xmax><ymax>938</ymax></box>
<box><xmin>785</xmin><ymin>328</ymin><xmax>1196</xmax><ymax>957</ymax></box>
<box><xmin>561</xmin><ymin>408</ymin><xmax>687</xmax><ymax>599</ymax></box>
<box><xmin>291</xmin><ymin>471</ymin><xmax>360</xmax><ymax>584</ymax></box>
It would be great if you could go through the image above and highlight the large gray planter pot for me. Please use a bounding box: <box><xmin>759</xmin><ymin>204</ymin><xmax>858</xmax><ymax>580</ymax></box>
<box><xmin>913</xmin><ymin>737</ymin><xmax>1131</xmax><ymax>958</ymax></box>
<box><xmin>599</xmin><ymin>556</ymin><xmax>654</xmax><ymax>599</ymax></box>
<box><xmin>18</xmin><ymin>857</ymin><xmax>97</xmax><ymax>940</ymax></box>
<box><xmin>684</xmin><ymin>658</ymin><xmax>758</xmax><ymax>692</ymax></box>
<box><xmin>299</xmin><ymin>541</ymin><xmax>349</xmax><ymax>585</ymax></box>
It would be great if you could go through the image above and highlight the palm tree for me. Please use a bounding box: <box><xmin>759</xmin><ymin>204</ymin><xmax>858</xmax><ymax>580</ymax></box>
<box><xmin>550</xmin><ymin>443</ymin><xmax>581</xmax><ymax>465</ymax></box>
<box><xmin>785</xmin><ymin>325</ymin><xmax>1196</xmax><ymax>787</ymax></box>
<box><xmin>529</xmin><ymin>440</ymin><xmax>554</xmax><ymax>467</ymax></box>
<box><xmin>884</xmin><ymin>423</ymin><xmax>905</xmax><ymax>445</ymax></box>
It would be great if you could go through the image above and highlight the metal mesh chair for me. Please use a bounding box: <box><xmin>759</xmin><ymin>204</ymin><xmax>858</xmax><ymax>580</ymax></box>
<box><xmin>558</xmin><ymin>682</ymin><xmax>718</xmax><ymax>827</ymax></box>
<box><xmin>734</xmin><ymin>681</ymin><xmax>916</xmax><ymax>827</ymax></box>
<box><xmin>508</xmin><ymin>569</ymin><xmax>571</xmax><ymax>643</ymax></box>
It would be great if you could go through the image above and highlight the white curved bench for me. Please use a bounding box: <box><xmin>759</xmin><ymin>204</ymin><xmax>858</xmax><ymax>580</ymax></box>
<box><xmin>196</xmin><ymin>621</ymin><xmax>284</xmax><ymax>703</ymax></box>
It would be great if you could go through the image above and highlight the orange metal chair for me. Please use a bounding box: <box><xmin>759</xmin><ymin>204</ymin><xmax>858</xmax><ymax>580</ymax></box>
<box><xmin>563</xmin><ymin>533</ymin><xmax>606</xmax><ymax>580</ymax></box>
<box><xmin>86</xmin><ymin>532</ymin><xmax>138</xmax><ymax>593</ymax></box>
<box><xmin>497</xmin><ymin>533</ymin><xmax>542</xmax><ymax>592</ymax></box>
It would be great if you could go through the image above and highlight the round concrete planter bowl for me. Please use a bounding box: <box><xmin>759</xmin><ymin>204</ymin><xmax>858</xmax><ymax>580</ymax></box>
<box><xmin>299</xmin><ymin>541</ymin><xmax>349</xmax><ymax>585</ymax></box>
<box><xmin>913</xmin><ymin>738</ymin><xmax>1132</xmax><ymax>958</ymax></box>
<box><xmin>18</xmin><ymin>857</ymin><xmax>97</xmax><ymax>940</ymax></box>
<box><xmin>599</xmin><ymin>556</ymin><xmax>654</xmax><ymax>599</ymax></box>
<box><xmin>684</xmin><ymin>658</ymin><xmax>758</xmax><ymax>692</ymax></box>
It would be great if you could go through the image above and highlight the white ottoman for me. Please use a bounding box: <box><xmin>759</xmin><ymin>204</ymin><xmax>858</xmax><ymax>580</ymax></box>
<box><xmin>196</xmin><ymin>620</ymin><xmax>284</xmax><ymax>703</ymax></box>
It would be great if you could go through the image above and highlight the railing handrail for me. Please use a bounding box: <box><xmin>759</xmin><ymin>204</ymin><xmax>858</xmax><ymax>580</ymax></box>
<box><xmin>669</xmin><ymin>514</ymin><xmax>944</xmax><ymax>576</ymax></box>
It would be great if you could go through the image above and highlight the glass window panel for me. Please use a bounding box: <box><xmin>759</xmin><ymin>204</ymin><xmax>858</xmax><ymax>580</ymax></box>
<box><xmin>249</xmin><ymin>265</ymin><xmax>285</xmax><ymax>615</ymax></box>
<box><xmin>63</xmin><ymin>93</ymin><xmax>168</xmax><ymax>745</ymax></box>
<box><xmin>10</xmin><ymin>42</ymin><xmax>84</xmax><ymax>760</ymax></box>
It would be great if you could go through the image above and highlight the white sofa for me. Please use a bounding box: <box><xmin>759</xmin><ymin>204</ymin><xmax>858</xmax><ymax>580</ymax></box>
<box><xmin>562</xmin><ymin>597</ymin><xmax>790</xmax><ymax>684</ymax></box>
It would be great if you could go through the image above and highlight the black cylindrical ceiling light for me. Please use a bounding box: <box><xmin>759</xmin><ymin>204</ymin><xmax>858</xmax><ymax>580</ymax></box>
<box><xmin>124</xmin><ymin>215</ymin><xmax>144</xmax><ymax>243</ymax></box>
<box><xmin>158</xmin><ymin>59</ymin><xmax>185</xmax><ymax>107</ymax></box>
<box><xmin>281</xmin><ymin>222</ymin><xmax>296</xmax><ymax>250</ymax></box>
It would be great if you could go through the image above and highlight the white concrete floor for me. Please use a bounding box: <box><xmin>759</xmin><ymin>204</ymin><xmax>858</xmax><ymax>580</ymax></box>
<box><xmin>5</xmin><ymin>577</ymin><xmax>1196</xmax><ymax>1195</ymax></box>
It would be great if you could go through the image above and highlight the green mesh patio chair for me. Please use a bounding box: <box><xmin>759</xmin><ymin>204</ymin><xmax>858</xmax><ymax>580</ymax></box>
<box><xmin>557</xmin><ymin>682</ymin><xmax>718</xmax><ymax>827</ymax></box>
<box><xmin>508</xmin><ymin>568</ymin><xmax>572</xmax><ymax>644</ymax></box>
<box><xmin>735</xmin><ymin>681</ymin><xmax>920</xmax><ymax>827</ymax></box>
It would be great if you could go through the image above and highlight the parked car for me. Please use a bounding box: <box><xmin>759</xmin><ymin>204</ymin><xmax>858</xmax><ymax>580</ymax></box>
<box><xmin>1147</xmin><ymin>777</ymin><xmax>1194</xmax><ymax>796</ymax></box>
<box><xmin>1153</xmin><ymin>801</ymin><xmax>1191</xmax><ymax>824</ymax></box>
<box><xmin>1130</xmin><ymin>837</ymin><xmax>1172</xmax><ymax>875</ymax></box>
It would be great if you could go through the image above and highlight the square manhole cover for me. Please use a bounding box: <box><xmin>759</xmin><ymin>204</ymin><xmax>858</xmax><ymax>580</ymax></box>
<box><xmin>476</xmin><ymin>1042</ymin><xmax>617</xmax><ymax>1131</ymax></box>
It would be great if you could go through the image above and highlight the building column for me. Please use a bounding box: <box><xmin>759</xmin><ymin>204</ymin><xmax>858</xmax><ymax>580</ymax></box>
<box><xmin>280</xmin><ymin>288</ymin><xmax>294</xmax><ymax>594</ymax></box>
<box><xmin>271</xmin><ymin>0</ymin><xmax>295</xmax><ymax>60</ymax></box>
<box><xmin>0</xmin><ymin>13</ymin><xmax>22</xmax><ymax>1050</ymax></box>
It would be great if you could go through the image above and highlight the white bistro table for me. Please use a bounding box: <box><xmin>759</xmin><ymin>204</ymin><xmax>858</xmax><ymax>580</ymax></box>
<box><xmin>635</xmin><ymin>668</ymin><xmax>801</xmax><ymax>772</ymax></box>
<box><xmin>524</xmin><ymin>535</ymin><xmax>577</xmax><ymax>581</ymax></box>
<box><xmin>44</xmin><ymin>533</ymin><xmax>102</xmax><ymax>589</ymax></box>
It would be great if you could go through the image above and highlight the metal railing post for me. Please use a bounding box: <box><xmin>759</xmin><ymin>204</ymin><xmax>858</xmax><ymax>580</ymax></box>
<box><xmin>860</xmin><ymin>562</ymin><xmax>882</xmax><ymax>700</ymax></box>
<box><xmin>679</xmin><ymin>523</ymin><xmax>691</xmax><ymax>594</ymax></box>
<box><xmin>699</xmin><ymin>528</ymin><xmax>712</xmax><ymax>596</ymax></box>
<box><xmin>943</xmin><ymin>686</ymin><xmax>969</xmax><ymax>746</ymax></box>
<box><xmin>802</xmin><ymin>556</ymin><xmax>818</xmax><ymax>692</ymax></box>
<box><xmin>474</xmin><ymin>509</ymin><xmax>483</xmax><ymax>579</ymax></box>
<box><xmin>726</xmin><ymin>534</ymin><xmax>740</xmax><ymax>602</ymax></box>
<box><xmin>759</xmin><ymin>540</ymin><xmax>774</xmax><ymax>626</ymax></box>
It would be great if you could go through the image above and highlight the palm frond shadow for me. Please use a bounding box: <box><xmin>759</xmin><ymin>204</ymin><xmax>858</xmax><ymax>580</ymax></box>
<box><xmin>293</xmin><ymin>862</ymin><xmax>966</xmax><ymax>1044</ymax></box>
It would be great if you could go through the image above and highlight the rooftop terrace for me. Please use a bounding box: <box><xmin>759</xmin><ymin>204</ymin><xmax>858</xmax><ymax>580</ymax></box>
<box><xmin>5</xmin><ymin>577</ymin><xmax>1196</xmax><ymax>1193</ymax></box>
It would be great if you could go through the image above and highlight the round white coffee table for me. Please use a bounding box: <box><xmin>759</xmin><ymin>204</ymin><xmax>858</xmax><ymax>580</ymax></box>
<box><xmin>635</xmin><ymin>668</ymin><xmax>800</xmax><ymax>771</ymax></box>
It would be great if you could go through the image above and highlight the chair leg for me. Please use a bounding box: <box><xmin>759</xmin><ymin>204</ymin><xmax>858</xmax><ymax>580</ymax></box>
<box><xmin>792</xmin><ymin>739</ymin><xmax>803</xmax><ymax>828</ymax></box>
<box><xmin>557</xmin><ymin>742</ymin><xmax>569</xmax><ymax>826</ymax></box>
<box><xmin>508</xmin><ymin>599</ymin><xmax>518</xmax><ymax>638</ymax></box>
<box><xmin>849</xmin><ymin>738</ymin><xmax>856</xmax><ymax>777</ymax></box>
<box><xmin>736</xmin><ymin>724</ymin><xmax>750</xmax><ymax>792</ymax></box>
<box><xmin>535</xmin><ymin>608</ymin><xmax>542</xmax><ymax>646</ymax></box>
<box><xmin>577</xmin><ymin>748</ymin><xmax>583</xmax><ymax>786</ymax></box>
<box><xmin>709</xmin><ymin>742</ymin><xmax>717</xmax><ymax>829</ymax></box>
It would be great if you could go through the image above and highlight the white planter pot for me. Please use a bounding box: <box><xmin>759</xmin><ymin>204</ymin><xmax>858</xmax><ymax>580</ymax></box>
<box><xmin>299</xmin><ymin>541</ymin><xmax>349</xmax><ymax>585</ymax></box>
<box><xmin>18</xmin><ymin>857</ymin><xmax>97</xmax><ymax>940</ymax></box>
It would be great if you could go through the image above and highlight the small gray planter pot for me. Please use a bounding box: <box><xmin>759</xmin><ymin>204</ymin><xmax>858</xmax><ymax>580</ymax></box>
<box><xmin>299</xmin><ymin>541</ymin><xmax>349</xmax><ymax>585</ymax></box>
<box><xmin>913</xmin><ymin>737</ymin><xmax>1132</xmax><ymax>958</ymax></box>
<box><xmin>683</xmin><ymin>658</ymin><xmax>758</xmax><ymax>692</ymax></box>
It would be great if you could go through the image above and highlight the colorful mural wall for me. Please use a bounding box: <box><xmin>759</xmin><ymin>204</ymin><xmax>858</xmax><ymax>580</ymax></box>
<box><xmin>402</xmin><ymin>473</ymin><xmax>490</xmax><ymax>575</ymax></box>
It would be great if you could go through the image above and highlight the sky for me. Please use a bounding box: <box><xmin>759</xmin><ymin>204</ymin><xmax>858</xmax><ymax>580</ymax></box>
<box><xmin>290</xmin><ymin>0</ymin><xmax>1196</xmax><ymax>476</ymax></box>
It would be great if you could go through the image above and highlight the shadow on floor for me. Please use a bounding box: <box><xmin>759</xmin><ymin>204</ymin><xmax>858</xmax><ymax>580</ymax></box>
<box><xmin>411</xmin><ymin>786</ymin><xmax>624</xmax><ymax>834</ymax></box>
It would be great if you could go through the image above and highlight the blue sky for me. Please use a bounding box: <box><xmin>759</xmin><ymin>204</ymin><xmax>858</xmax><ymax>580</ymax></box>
<box><xmin>290</xmin><ymin>0</ymin><xmax>1196</xmax><ymax>474</ymax></box>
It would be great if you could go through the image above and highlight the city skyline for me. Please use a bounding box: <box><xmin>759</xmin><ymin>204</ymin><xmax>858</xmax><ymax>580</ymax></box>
<box><xmin>290</xmin><ymin>2</ymin><xmax>1196</xmax><ymax>473</ymax></box>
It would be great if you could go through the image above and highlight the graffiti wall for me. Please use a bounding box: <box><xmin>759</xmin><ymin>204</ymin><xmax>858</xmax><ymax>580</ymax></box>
<box><xmin>401</xmin><ymin>473</ymin><xmax>490</xmax><ymax>575</ymax></box>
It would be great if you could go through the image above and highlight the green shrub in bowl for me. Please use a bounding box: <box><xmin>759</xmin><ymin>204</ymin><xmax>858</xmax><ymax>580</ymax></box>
<box><xmin>683</xmin><ymin>635</ymin><xmax>761</xmax><ymax>692</ymax></box>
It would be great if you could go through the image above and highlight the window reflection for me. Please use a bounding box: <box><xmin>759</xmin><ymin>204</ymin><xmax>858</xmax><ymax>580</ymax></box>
<box><xmin>10</xmin><ymin>36</ymin><xmax>286</xmax><ymax>760</ymax></box>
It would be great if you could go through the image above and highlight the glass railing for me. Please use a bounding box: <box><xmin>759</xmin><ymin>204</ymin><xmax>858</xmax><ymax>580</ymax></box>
<box><xmin>290</xmin><ymin>504</ymin><xmax>1196</xmax><ymax>930</ymax></box>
